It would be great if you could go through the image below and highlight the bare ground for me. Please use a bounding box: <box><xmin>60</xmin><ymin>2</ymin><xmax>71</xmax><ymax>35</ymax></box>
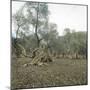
<box><xmin>11</xmin><ymin>57</ymin><xmax>87</xmax><ymax>90</ymax></box>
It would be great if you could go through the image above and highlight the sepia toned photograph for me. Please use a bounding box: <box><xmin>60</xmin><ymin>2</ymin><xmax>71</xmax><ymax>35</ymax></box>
<box><xmin>11</xmin><ymin>0</ymin><xmax>88</xmax><ymax>89</ymax></box>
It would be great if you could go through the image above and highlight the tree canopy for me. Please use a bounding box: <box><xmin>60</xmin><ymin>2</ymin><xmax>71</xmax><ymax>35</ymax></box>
<box><xmin>12</xmin><ymin>2</ymin><xmax>87</xmax><ymax>59</ymax></box>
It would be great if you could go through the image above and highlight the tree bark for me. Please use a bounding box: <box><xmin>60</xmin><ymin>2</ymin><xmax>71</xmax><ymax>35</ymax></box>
<box><xmin>35</xmin><ymin>2</ymin><xmax>40</xmax><ymax>47</ymax></box>
<box><xmin>16</xmin><ymin>25</ymin><xmax>20</xmax><ymax>39</ymax></box>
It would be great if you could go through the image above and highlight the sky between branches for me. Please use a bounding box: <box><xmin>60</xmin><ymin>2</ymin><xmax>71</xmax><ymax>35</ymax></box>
<box><xmin>12</xmin><ymin>1</ymin><xmax>87</xmax><ymax>36</ymax></box>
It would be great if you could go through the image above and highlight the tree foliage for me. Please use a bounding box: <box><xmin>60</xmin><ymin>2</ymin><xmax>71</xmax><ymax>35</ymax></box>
<box><xmin>12</xmin><ymin>2</ymin><xmax>87</xmax><ymax>59</ymax></box>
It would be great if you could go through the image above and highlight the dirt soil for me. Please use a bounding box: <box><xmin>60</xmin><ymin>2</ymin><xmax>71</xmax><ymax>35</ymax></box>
<box><xmin>11</xmin><ymin>57</ymin><xmax>87</xmax><ymax>90</ymax></box>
